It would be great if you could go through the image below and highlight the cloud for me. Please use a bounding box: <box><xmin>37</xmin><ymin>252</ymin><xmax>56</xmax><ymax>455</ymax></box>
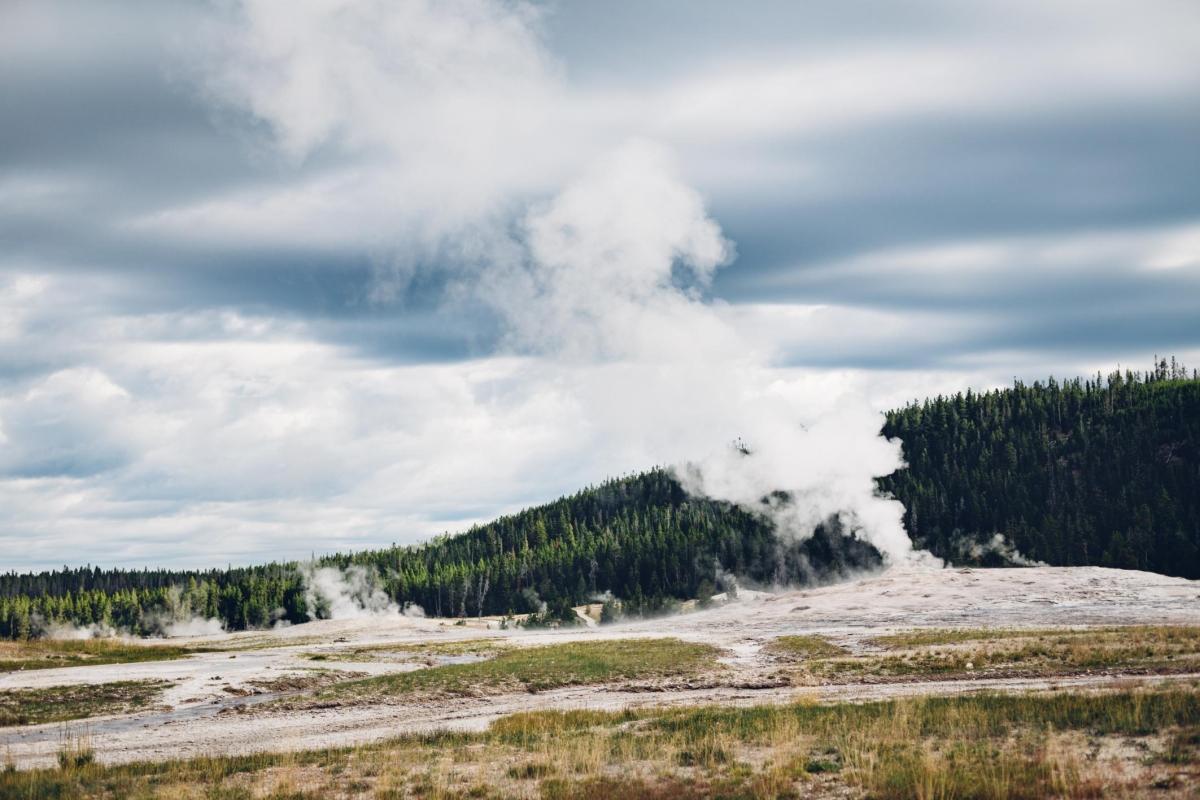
<box><xmin>486</xmin><ymin>140</ymin><xmax>734</xmax><ymax>361</ymax></box>
<box><xmin>156</xmin><ymin>0</ymin><xmax>588</xmax><ymax>259</ymax></box>
<box><xmin>0</xmin><ymin>367</ymin><xmax>138</xmax><ymax>478</ymax></box>
<box><xmin>0</xmin><ymin>0</ymin><xmax>1198</xmax><ymax>569</ymax></box>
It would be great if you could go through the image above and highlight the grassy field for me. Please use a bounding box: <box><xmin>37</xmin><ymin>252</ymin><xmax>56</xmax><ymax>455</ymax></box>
<box><xmin>0</xmin><ymin>680</ymin><xmax>169</xmax><ymax>727</ymax></box>
<box><xmin>0</xmin><ymin>639</ymin><xmax>200</xmax><ymax>673</ymax></box>
<box><xmin>764</xmin><ymin>635</ymin><xmax>847</xmax><ymax>660</ymax></box>
<box><xmin>872</xmin><ymin>625</ymin><xmax>1192</xmax><ymax>648</ymax></box>
<box><xmin>3</xmin><ymin>687</ymin><xmax>1197</xmax><ymax>798</ymax></box>
<box><xmin>311</xmin><ymin>638</ymin><xmax>721</xmax><ymax>701</ymax></box>
<box><xmin>306</xmin><ymin>638</ymin><xmax>503</xmax><ymax>663</ymax></box>
<box><xmin>788</xmin><ymin>625</ymin><xmax>1200</xmax><ymax>681</ymax></box>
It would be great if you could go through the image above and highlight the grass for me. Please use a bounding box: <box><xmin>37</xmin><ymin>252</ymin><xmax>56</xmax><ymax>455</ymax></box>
<box><xmin>2</xmin><ymin>687</ymin><xmax>1197</xmax><ymax>798</ymax></box>
<box><xmin>245</xmin><ymin>669</ymin><xmax>366</xmax><ymax>694</ymax></box>
<box><xmin>0</xmin><ymin>680</ymin><xmax>169</xmax><ymax>727</ymax></box>
<box><xmin>305</xmin><ymin>638</ymin><xmax>502</xmax><ymax>663</ymax></box>
<box><xmin>802</xmin><ymin>624</ymin><xmax>1200</xmax><ymax>680</ymax></box>
<box><xmin>309</xmin><ymin>638</ymin><xmax>721</xmax><ymax>701</ymax></box>
<box><xmin>0</xmin><ymin>639</ymin><xmax>201</xmax><ymax>673</ymax></box>
<box><xmin>55</xmin><ymin>731</ymin><xmax>95</xmax><ymax>771</ymax></box>
<box><xmin>765</xmin><ymin>635</ymin><xmax>847</xmax><ymax>660</ymax></box>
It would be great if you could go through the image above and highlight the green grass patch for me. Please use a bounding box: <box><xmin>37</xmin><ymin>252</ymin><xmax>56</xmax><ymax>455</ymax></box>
<box><xmin>765</xmin><ymin>635</ymin><xmax>846</xmax><ymax>659</ymax></box>
<box><xmin>321</xmin><ymin>638</ymin><xmax>720</xmax><ymax>699</ymax></box>
<box><xmin>0</xmin><ymin>639</ymin><xmax>202</xmax><ymax>672</ymax></box>
<box><xmin>0</xmin><ymin>680</ymin><xmax>169</xmax><ymax>727</ymax></box>
<box><xmin>305</xmin><ymin>638</ymin><xmax>502</xmax><ymax>663</ymax></box>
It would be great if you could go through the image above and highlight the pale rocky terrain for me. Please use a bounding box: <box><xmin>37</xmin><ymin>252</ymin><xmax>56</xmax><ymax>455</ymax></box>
<box><xmin>3</xmin><ymin>565</ymin><xmax>1198</xmax><ymax>768</ymax></box>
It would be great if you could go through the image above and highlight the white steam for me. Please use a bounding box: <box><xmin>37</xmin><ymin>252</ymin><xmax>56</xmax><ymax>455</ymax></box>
<box><xmin>955</xmin><ymin>533</ymin><xmax>1046</xmax><ymax>567</ymax></box>
<box><xmin>35</xmin><ymin>617</ymin><xmax>119</xmax><ymax>640</ymax></box>
<box><xmin>483</xmin><ymin>140</ymin><xmax>930</xmax><ymax>565</ymax></box>
<box><xmin>145</xmin><ymin>586</ymin><xmax>226</xmax><ymax>638</ymax></box>
<box><xmin>302</xmin><ymin>564</ymin><xmax>424</xmax><ymax>620</ymax></box>
<box><xmin>159</xmin><ymin>616</ymin><xmax>226</xmax><ymax>638</ymax></box>
<box><xmin>33</xmin><ymin>585</ymin><xmax>225</xmax><ymax>640</ymax></box>
<box><xmin>191</xmin><ymin>3</ymin><xmax>931</xmax><ymax>569</ymax></box>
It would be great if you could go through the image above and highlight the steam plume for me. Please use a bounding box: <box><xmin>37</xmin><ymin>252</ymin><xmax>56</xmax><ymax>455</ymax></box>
<box><xmin>483</xmin><ymin>140</ymin><xmax>930</xmax><ymax>565</ymax></box>
<box><xmin>188</xmin><ymin>3</ymin><xmax>933</xmax><ymax>573</ymax></box>
<box><xmin>302</xmin><ymin>564</ymin><xmax>425</xmax><ymax>620</ymax></box>
<box><xmin>954</xmin><ymin>533</ymin><xmax>1046</xmax><ymax>567</ymax></box>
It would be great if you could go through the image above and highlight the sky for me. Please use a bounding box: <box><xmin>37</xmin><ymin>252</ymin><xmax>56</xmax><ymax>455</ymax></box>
<box><xmin>1</xmin><ymin>0</ymin><xmax>1198</xmax><ymax>571</ymax></box>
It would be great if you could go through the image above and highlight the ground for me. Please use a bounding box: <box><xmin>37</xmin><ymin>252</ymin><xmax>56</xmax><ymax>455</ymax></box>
<box><xmin>2</xmin><ymin>565</ymin><xmax>1199</xmax><ymax>798</ymax></box>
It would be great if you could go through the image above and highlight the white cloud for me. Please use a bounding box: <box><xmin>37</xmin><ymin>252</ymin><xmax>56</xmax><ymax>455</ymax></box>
<box><xmin>145</xmin><ymin>0</ymin><xmax>593</xmax><ymax>257</ymax></box>
<box><xmin>124</xmin><ymin>0</ymin><xmax>1200</xmax><ymax>259</ymax></box>
<box><xmin>484</xmin><ymin>140</ymin><xmax>734</xmax><ymax>362</ymax></box>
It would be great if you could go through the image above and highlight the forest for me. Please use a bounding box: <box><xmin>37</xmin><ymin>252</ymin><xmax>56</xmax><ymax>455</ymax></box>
<box><xmin>1</xmin><ymin>361</ymin><xmax>1196</xmax><ymax>639</ymax></box>
<box><xmin>879</xmin><ymin>358</ymin><xmax>1199</xmax><ymax>577</ymax></box>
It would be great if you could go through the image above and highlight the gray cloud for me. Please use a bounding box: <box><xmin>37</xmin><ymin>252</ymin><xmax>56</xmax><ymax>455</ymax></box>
<box><xmin>0</xmin><ymin>0</ymin><xmax>1197</xmax><ymax>569</ymax></box>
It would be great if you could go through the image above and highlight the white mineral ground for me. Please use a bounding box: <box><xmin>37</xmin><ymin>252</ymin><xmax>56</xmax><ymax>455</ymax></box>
<box><xmin>3</xmin><ymin>565</ymin><xmax>1198</xmax><ymax>768</ymax></box>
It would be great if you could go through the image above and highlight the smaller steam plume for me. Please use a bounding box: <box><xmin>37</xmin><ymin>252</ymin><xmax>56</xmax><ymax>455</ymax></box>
<box><xmin>32</xmin><ymin>585</ymin><xmax>226</xmax><ymax>640</ymax></box>
<box><xmin>34</xmin><ymin>615</ymin><xmax>120</xmax><ymax>640</ymax></box>
<box><xmin>953</xmin><ymin>533</ymin><xmax>1046</xmax><ymax>567</ymax></box>
<box><xmin>142</xmin><ymin>585</ymin><xmax>226</xmax><ymax>638</ymax></box>
<box><xmin>302</xmin><ymin>564</ymin><xmax>424</xmax><ymax>620</ymax></box>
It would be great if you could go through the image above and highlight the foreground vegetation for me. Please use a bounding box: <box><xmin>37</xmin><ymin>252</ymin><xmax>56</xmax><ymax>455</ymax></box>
<box><xmin>2</xmin><ymin>362</ymin><xmax>1197</xmax><ymax>640</ymax></box>
<box><xmin>0</xmin><ymin>680</ymin><xmax>168</xmax><ymax>727</ymax></box>
<box><xmin>0</xmin><ymin>639</ymin><xmax>198</xmax><ymax>672</ymax></box>
<box><xmin>308</xmin><ymin>638</ymin><xmax>720</xmax><ymax>701</ymax></box>
<box><xmin>5</xmin><ymin>688</ymin><xmax>1198</xmax><ymax>798</ymax></box>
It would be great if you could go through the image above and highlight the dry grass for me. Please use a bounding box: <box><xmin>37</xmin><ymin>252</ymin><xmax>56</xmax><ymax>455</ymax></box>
<box><xmin>243</xmin><ymin>669</ymin><xmax>368</xmax><ymax>694</ymax></box>
<box><xmin>873</xmin><ymin>627</ymin><xmax>1106</xmax><ymax>649</ymax></box>
<box><xmin>803</xmin><ymin>625</ymin><xmax>1200</xmax><ymax>681</ymax></box>
<box><xmin>4</xmin><ymin>687</ymin><xmax>1197</xmax><ymax>798</ymax></box>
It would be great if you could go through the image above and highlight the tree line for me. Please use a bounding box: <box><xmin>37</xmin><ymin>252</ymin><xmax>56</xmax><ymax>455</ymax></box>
<box><xmin>1</xmin><ymin>472</ymin><xmax>876</xmax><ymax>638</ymax></box>
<box><xmin>879</xmin><ymin>358</ymin><xmax>1199</xmax><ymax>577</ymax></box>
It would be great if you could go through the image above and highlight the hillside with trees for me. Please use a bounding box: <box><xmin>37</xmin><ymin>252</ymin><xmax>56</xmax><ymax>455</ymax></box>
<box><xmin>1</xmin><ymin>361</ymin><xmax>1197</xmax><ymax>639</ymax></box>
<box><xmin>880</xmin><ymin>359</ymin><xmax>1200</xmax><ymax>577</ymax></box>
<box><xmin>0</xmin><ymin>473</ymin><xmax>877</xmax><ymax>638</ymax></box>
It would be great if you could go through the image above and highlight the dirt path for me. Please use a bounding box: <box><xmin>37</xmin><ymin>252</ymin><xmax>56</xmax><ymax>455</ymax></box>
<box><xmin>2</xmin><ymin>565</ymin><xmax>1197</xmax><ymax>769</ymax></box>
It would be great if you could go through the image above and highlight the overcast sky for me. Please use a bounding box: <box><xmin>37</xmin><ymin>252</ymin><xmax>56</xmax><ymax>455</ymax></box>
<box><xmin>2</xmin><ymin>0</ymin><xmax>1198</xmax><ymax>571</ymax></box>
